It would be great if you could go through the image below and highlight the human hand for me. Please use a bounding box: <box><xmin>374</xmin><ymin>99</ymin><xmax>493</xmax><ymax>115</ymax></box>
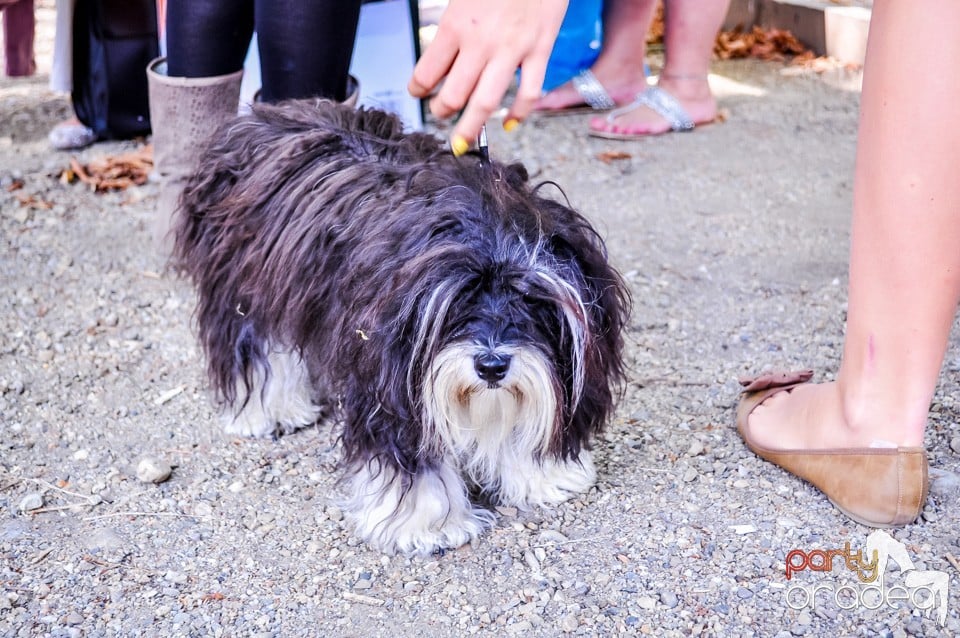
<box><xmin>408</xmin><ymin>0</ymin><xmax>569</xmax><ymax>155</ymax></box>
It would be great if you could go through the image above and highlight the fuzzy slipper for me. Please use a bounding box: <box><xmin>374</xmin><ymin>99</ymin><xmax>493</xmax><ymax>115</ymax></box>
<box><xmin>588</xmin><ymin>85</ymin><xmax>713</xmax><ymax>140</ymax></box>
<box><xmin>736</xmin><ymin>370</ymin><xmax>928</xmax><ymax>528</ymax></box>
<box><xmin>534</xmin><ymin>69</ymin><xmax>617</xmax><ymax>116</ymax></box>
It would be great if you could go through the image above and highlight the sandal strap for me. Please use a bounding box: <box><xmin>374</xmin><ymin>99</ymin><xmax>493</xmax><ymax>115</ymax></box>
<box><xmin>630</xmin><ymin>86</ymin><xmax>696</xmax><ymax>131</ymax></box>
<box><xmin>570</xmin><ymin>69</ymin><xmax>616</xmax><ymax>110</ymax></box>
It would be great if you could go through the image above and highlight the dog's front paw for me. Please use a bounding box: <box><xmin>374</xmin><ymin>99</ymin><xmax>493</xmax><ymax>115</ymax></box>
<box><xmin>497</xmin><ymin>450</ymin><xmax>596</xmax><ymax>507</ymax></box>
<box><xmin>343</xmin><ymin>461</ymin><xmax>494</xmax><ymax>555</ymax></box>
<box><xmin>222</xmin><ymin>413</ymin><xmax>280</xmax><ymax>438</ymax></box>
<box><xmin>387</xmin><ymin>504</ymin><xmax>493</xmax><ymax>556</ymax></box>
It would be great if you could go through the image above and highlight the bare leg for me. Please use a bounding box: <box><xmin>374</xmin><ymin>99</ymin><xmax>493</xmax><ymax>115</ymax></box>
<box><xmin>589</xmin><ymin>0</ymin><xmax>728</xmax><ymax>134</ymax></box>
<box><xmin>535</xmin><ymin>0</ymin><xmax>655</xmax><ymax>111</ymax></box>
<box><xmin>747</xmin><ymin>0</ymin><xmax>960</xmax><ymax>450</ymax></box>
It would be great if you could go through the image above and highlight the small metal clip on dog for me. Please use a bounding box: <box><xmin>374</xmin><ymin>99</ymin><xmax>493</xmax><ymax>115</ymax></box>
<box><xmin>477</xmin><ymin>124</ymin><xmax>489</xmax><ymax>167</ymax></box>
<box><xmin>172</xmin><ymin>100</ymin><xmax>629</xmax><ymax>555</ymax></box>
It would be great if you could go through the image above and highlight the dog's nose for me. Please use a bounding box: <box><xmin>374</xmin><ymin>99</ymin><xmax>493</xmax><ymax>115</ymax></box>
<box><xmin>474</xmin><ymin>352</ymin><xmax>511</xmax><ymax>383</ymax></box>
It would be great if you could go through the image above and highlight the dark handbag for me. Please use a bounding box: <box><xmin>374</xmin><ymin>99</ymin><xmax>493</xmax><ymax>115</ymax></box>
<box><xmin>71</xmin><ymin>0</ymin><xmax>159</xmax><ymax>140</ymax></box>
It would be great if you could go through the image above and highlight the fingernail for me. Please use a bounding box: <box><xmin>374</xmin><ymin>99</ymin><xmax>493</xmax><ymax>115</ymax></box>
<box><xmin>450</xmin><ymin>135</ymin><xmax>469</xmax><ymax>157</ymax></box>
<box><xmin>503</xmin><ymin>118</ymin><xmax>520</xmax><ymax>132</ymax></box>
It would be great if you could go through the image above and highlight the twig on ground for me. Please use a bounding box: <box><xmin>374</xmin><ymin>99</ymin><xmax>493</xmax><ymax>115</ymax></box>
<box><xmin>28</xmin><ymin>504</ymin><xmax>93</xmax><ymax>515</ymax></box>
<box><xmin>946</xmin><ymin>553</ymin><xmax>960</xmax><ymax>574</ymax></box>
<box><xmin>83</xmin><ymin>511</ymin><xmax>207</xmax><ymax>521</ymax></box>
<box><xmin>155</xmin><ymin>385</ymin><xmax>185</xmax><ymax>405</ymax></box>
<box><xmin>341</xmin><ymin>591</ymin><xmax>385</xmax><ymax>606</ymax></box>
<box><xmin>20</xmin><ymin>477</ymin><xmax>100</xmax><ymax>504</ymax></box>
<box><xmin>531</xmin><ymin>534</ymin><xmax>614</xmax><ymax>549</ymax></box>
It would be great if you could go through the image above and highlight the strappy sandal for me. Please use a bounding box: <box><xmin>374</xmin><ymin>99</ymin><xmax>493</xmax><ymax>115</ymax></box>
<box><xmin>588</xmin><ymin>85</ymin><xmax>708</xmax><ymax>140</ymax></box>
<box><xmin>534</xmin><ymin>69</ymin><xmax>617</xmax><ymax>116</ymax></box>
<box><xmin>736</xmin><ymin>370</ymin><xmax>929</xmax><ymax>528</ymax></box>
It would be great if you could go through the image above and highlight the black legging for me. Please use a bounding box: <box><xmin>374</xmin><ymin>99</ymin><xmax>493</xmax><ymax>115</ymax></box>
<box><xmin>166</xmin><ymin>0</ymin><xmax>361</xmax><ymax>102</ymax></box>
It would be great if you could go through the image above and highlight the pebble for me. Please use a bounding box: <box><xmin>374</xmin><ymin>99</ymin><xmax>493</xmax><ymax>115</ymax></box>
<box><xmin>950</xmin><ymin>436</ymin><xmax>960</xmax><ymax>454</ymax></box>
<box><xmin>560</xmin><ymin>613</ymin><xmax>579</xmax><ymax>633</ymax></box>
<box><xmin>64</xmin><ymin>612</ymin><xmax>84</xmax><ymax>625</ymax></box>
<box><xmin>325</xmin><ymin>505</ymin><xmax>343</xmax><ymax>522</ymax></box>
<box><xmin>136</xmin><ymin>457</ymin><xmax>172</xmax><ymax>483</ymax></box>
<box><xmin>659</xmin><ymin>591</ymin><xmax>679</xmax><ymax>609</ymax></box>
<box><xmin>523</xmin><ymin>550</ymin><xmax>540</xmax><ymax>572</ymax></box>
<box><xmin>354</xmin><ymin>578</ymin><xmax>373</xmax><ymax>590</ymax></box>
<box><xmin>682</xmin><ymin>467</ymin><xmax>698</xmax><ymax>483</ymax></box>
<box><xmin>637</xmin><ymin>596</ymin><xmax>657</xmax><ymax>611</ymax></box>
<box><xmin>18</xmin><ymin>492</ymin><xmax>44</xmax><ymax>512</ymax></box>
<box><xmin>507</xmin><ymin>620</ymin><xmax>533</xmax><ymax>634</ymax></box>
<box><xmin>686</xmin><ymin>440</ymin><xmax>705</xmax><ymax>457</ymax></box>
<box><xmin>929</xmin><ymin>468</ymin><xmax>960</xmax><ymax>495</ymax></box>
<box><xmin>538</xmin><ymin>530</ymin><xmax>568</xmax><ymax>545</ymax></box>
<box><xmin>85</xmin><ymin>527</ymin><xmax>127</xmax><ymax>554</ymax></box>
<box><xmin>164</xmin><ymin>571</ymin><xmax>188</xmax><ymax>585</ymax></box>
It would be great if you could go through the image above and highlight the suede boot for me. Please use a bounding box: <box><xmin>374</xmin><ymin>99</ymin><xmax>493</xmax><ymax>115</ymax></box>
<box><xmin>146</xmin><ymin>56</ymin><xmax>243</xmax><ymax>252</ymax></box>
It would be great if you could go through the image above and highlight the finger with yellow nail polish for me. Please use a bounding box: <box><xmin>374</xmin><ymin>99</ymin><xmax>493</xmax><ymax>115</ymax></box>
<box><xmin>450</xmin><ymin>135</ymin><xmax>470</xmax><ymax>157</ymax></box>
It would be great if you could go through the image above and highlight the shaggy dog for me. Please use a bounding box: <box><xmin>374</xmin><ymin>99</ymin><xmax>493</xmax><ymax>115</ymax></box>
<box><xmin>173</xmin><ymin>100</ymin><xmax>629</xmax><ymax>554</ymax></box>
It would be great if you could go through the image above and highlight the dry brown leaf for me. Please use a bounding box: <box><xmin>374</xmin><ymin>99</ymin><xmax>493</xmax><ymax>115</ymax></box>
<box><xmin>597</xmin><ymin>151</ymin><xmax>632</xmax><ymax>164</ymax></box>
<box><xmin>61</xmin><ymin>145</ymin><xmax>154</xmax><ymax>193</ymax></box>
<box><xmin>790</xmin><ymin>51</ymin><xmax>863</xmax><ymax>75</ymax></box>
<box><xmin>15</xmin><ymin>193</ymin><xmax>54</xmax><ymax>209</ymax></box>
<box><xmin>714</xmin><ymin>25</ymin><xmax>810</xmax><ymax>61</ymax></box>
<box><xmin>791</xmin><ymin>50</ymin><xmax>817</xmax><ymax>65</ymax></box>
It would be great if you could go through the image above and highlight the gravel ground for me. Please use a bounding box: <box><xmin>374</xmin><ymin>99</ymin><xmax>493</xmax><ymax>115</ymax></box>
<box><xmin>2</xmin><ymin>6</ymin><xmax>960</xmax><ymax>637</ymax></box>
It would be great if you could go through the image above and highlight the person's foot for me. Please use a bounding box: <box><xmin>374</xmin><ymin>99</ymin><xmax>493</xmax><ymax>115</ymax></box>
<box><xmin>534</xmin><ymin>63</ymin><xmax>646</xmax><ymax>112</ymax></box>
<box><xmin>745</xmin><ymin>379</ymin><xmax>925</xmax><ymax>451</ymax></box>
<box><xmin>588</xmin><ymin>74</ymin><xmax>717</xmax><ymax>136</ymax></box>
<box><xmin>49</xmin><ymin>117</ymin><xmax>97</xmax><ymax>150</ymax></box>
<box><xmin>738</xmin><ymin>374</ymin><xmax>929</xmax><ymax>528</ymax></box>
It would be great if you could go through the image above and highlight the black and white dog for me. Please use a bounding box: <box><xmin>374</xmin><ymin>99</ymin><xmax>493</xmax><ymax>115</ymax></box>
<box><xmin>173</xmin><ymin>100</ymin><xmax>629</xmax><ymax>554</ymax></box>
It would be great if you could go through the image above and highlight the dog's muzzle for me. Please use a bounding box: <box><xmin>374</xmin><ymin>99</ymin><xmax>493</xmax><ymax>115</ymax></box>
<box><xmin>473</xmin><ymin>352</ymin><xmax>511</xmax><ymax>384</ymax></box>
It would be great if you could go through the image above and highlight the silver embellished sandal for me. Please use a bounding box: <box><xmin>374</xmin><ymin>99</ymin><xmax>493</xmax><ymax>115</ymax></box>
<box><xmin>536</xmin><ymin>69</ymin><xmax>617</xmax><ymax>116</ymax></box>
<box><xmin>588</xmin><ymin>85</ymin><xmax>705</xmax><ymax>140</ymax></box>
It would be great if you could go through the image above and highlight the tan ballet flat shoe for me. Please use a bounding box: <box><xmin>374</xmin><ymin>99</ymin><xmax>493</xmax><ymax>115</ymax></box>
<box><xmin>736</xmin><ymin>370</ymin><xmax>928</xmax><ymax>528</ymax></box>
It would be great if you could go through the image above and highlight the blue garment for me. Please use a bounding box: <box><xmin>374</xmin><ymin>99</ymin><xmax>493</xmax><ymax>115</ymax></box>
<box><xmin>541</xmin><ymin>0</ymin><xmax>603</xmax><ymax>91</ymax></box>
